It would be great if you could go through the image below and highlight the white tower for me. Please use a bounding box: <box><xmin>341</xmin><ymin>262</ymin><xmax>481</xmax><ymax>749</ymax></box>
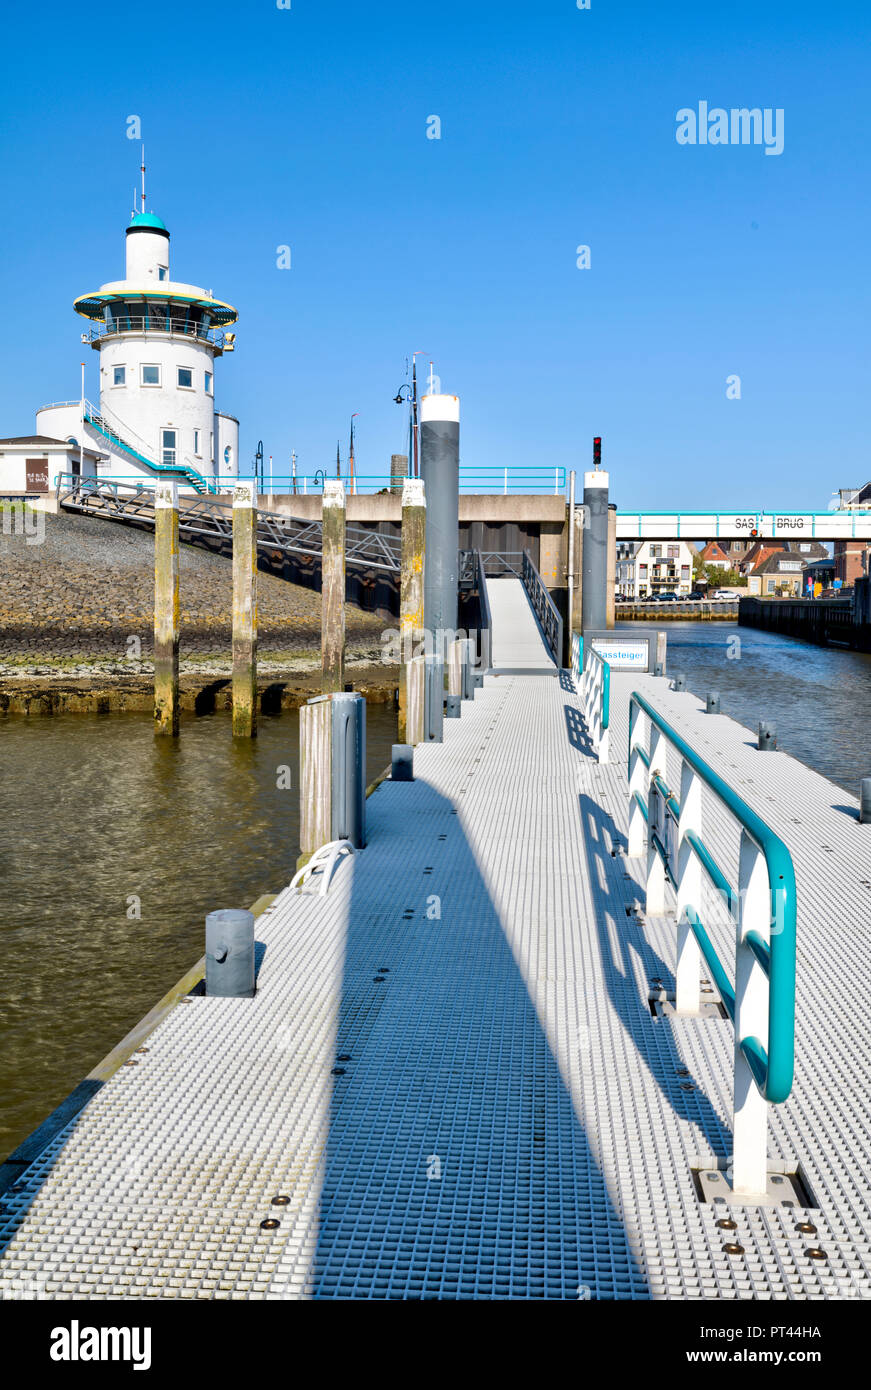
<box><xmin>39</xmin><ymin>204</ymin><xmax>239</xmax><ymax>493</ymax></box>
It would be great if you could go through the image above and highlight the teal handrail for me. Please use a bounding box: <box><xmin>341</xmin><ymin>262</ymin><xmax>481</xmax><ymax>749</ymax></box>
<box><xmin>628</xmin><ymin>691</ymin><xmax>797</xmax><ymax>1104</ymax></box>
<box><xmin>585</xmin><ymin>644</ymin><xmax>610</xmax><ymax>731</ymax></box>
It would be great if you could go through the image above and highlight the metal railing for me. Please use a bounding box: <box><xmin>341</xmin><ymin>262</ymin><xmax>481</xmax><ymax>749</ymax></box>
<box><xmin>521</xmin><ymin>550</ymin><xmax>563</xmax><ymax>667</ymax></box>
<box><xmin>229</xmin><ymin>471</ymin><xmax>567</xmax><ymax>498</ymax></box>
<box><xmin>54</xmin><ymin>474</ymin><xmax>401</xmax><ymax>574</ymax></box>
<box><xmin>82</xmin><ymin>317</ymin><xmax>227</xmax><ymax>349</ymax></box>
<box><xmin>578</xmin><ymin>639</ymin><xmax>610</xmax><ymax>763</ymax></box>
<box><xmin>627</xmin><ymin>691</ymin><xmax>797</xmax><ymax>1198</ymax></box>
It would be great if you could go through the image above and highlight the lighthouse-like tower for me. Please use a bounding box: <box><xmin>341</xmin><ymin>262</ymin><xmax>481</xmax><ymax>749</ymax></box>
<box><xmin>38</xmin><ymin>199</ymin><xmax>239</xmax><ymax>492</ymax></box>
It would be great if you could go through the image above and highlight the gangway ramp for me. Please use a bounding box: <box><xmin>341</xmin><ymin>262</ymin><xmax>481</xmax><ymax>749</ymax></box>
<box><xmin>486</xmin><ymin>576</ymin><xmax>556</xmax><ymax>673</ymax></box>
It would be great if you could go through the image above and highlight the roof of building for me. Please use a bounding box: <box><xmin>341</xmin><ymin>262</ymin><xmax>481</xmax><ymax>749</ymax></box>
<box><xmin>0</xmin><ymin>435</ymin><xmax>79</xmax><ymax>447</ymax></box>
<box><xmin>803</xmin><ymin>556</ymin><xmax>836</xmax><ymax>573</ymax></box>
<box><xmin>127</xmin><ymin>212</ymin><xmax>168</xmax><ymax>233</ymax></box>
<box><xmin>699</xmin><ymin>541</ymin><xmax>730</xmax><ymax>560</ymax></box>
<box><xmin>753</xmin><ymin>553</ymin><xmax>809</xmax><ymax>575</ymax></box>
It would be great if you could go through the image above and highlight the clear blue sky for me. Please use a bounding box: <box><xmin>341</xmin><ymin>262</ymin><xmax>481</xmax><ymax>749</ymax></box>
<box><xmin>1</xmin><ymin>0</ymin><xmax>868</xmax><ymax>509</ymax></box>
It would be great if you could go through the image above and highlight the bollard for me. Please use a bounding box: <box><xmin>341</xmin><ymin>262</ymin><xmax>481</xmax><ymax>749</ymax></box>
<box><xmin>653</xmin><ymin>664</ymin><xmax>664</xmax><ymax>678</ymax></box>
<box><xmin>331</xmin><ymin>692</ymin><xmax>366</xmax><ymax>845</ymax></box>
<box><xmin>473</xmin><ymin>671</ymin><xmax>484</xmax><ymax>689</ymax></box>
<box><xmin>424</xmin><ymin>655</ymin><xmax>444</xmax><ymax>742</ymax></box>
<box><xmin>205</xmin><ymin>909</ymin><xmax>255</xmax><ymax>998</ymax></box>
<box><xmin>758</xmin><ymin>720</ymin><xmax>777</xmax><ymax>751</ymax></box>
<box><xmin>706</xmin><ymin>690</ymin><xmax>721</xmax><ymax>714</ymax></box>
<box><xmin>655</xmin><ymin>631</ymin><xmax>667</xmax><ymax>676</ymax></box>
<box><xmin>405</xmin><ymin>655</ymin><xmax>426</xmax><ymax>745</ymax></box>
<box><xmin>445</xmin><ymin>694</ymin><xmax>461</xmax><ymax>718</ymax></box>
<box><xmin>462</xmin><ymin>638</ymin><xmax>475</xmax><ymax>700</ymax></box>
<box><xmin>860</xmin><ymin>778</ymin><xmax>871</xmax><ymax>823</ymax></box>
<box><xmin>153</xmin><ymin>480</ymin><xmax>180</xmax><ymax>736</ymax></box>
<box><xmin>299</xmin><ymin>691</ymin><xmax>366</xmax><ymax>861</ymax></box>
<box><xmin>673</xmin><ymin>672</ymin><xmax>686</xmax><ymax>692</ymax></box>
<box><xmin>232</xmin><ymin>481</ymin><xmax>258</xmax><ymax>737</ymax></box>
<box><xmin>447</xmin><ymin>638</ymin><xmax>465</xmax><ymax>699</ymax></box>
<box><xmin>391</xmin><ymin>744</ymin><xmax>414</xmax><ymax>782</ymax></box>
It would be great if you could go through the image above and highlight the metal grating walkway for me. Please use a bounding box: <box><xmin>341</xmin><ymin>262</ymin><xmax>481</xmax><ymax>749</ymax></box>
<box><xmin>0</xmin><ymin>670</ymin><xmax>870</xmax><ymax>1300</ymax></box>
<box><xmin>486</xmin><ymin>577</ymin><xmax>556</xmax><ymax>671</ymax></box>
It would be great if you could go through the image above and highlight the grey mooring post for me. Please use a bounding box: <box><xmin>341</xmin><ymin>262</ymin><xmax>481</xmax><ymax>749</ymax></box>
<box><xmin>860</xmin><ymin>778</ymin><xmax>871</xmax><ymax>823</ymax></box>
<box><xmin>758</xmin><ymin>720</ymin><xmax>777</xmax><ymax>751</ymax></box>
<box><xmin>445</xmin><ymin>694</ymin><xmax>461</xmax><ymax>718</ymax></box>
<box><xmin>655</xmin><ymin>631</ymin><xmax>667</xmax><ymax>677</ymax></box>
<box><xmin>392</xmin><ymin>744</ymin><xmax>414</xmax><ymax>781</ymax></box>
<box><xmin>673</xmin><ymin>672</ymin><xmax>686</xmax><ymax>692</ymax></box>
<box><xmin>581</xmin><ymin>443</ymin><xmax>609</xmax><ymax>634</ymax></box>
<box><xmin>421</xmin><ymin>392</ymin><xmax>459</xmax><ymax>659</ymax></box>
<box><xmin>299</xmin><ymin>691</ymin><xmax>366</xmax><ymax>864</ymax></box>
<box><xmin>205</xmin><ymin>909</ymin><xmax>255</xmax><ymax>998</ymax></box>
<box><xmin>706</xmin><ymin>690</ymin><xmax>720</xmax><ymax>714</ymax></box>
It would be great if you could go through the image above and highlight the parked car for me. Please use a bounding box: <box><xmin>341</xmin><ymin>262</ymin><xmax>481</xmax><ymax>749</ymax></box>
<box><xmin>656</xmin><ymin>591</ymin><xmax>678</xmax><ymax>602</ymax></box>
<box><xmin>689</xmin><ymin>589</ymin><xmax>707</xmax><ymax>600</ymax></box>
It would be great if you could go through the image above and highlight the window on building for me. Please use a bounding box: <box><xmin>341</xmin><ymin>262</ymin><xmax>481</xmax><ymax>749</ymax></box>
<box><xmin>141</xmin><ymin>364</ymin><xmax>161</xmax><ymax>386</ymax></box>
<box><xmin>205</xmin><ymin>372</ymin><xmax>213</xmax><ymax>394</ymax></box>
<box><xmin>177</xmin><ymin>367</ymin><xmax>193</xmax><ymax>389</ymax></box>
<box><xmin>681</xmin><ymin>565</ymin><xmax>690</xmax><ymax>579</ymax></box>
<box><xmin>210</xmin><ymin>431</ymin><xmax>214</xmax><ymax>462</ymax></box>
<box><xmin>639</xmin><ymin>564</ymin><xmax>648</xmax><ymax>575</ymax></box>
<box><xmin>194</xmin><ymin>429</ymin><xmax>201</xmax><ymax>456</ymax></box>
<box><xmin>650</xmin><ymin>545</ymin><xmax>661</xmax><ymax>558</ymax></box>
<box><xmin>224</xmin><ymin>445</ymin><xmax>232</xmax><ymax>467</ymax></box>
<box><xmin>158</xmin><ymin>267</ymin><xmax>168</xmax><ymax>281</ymax></box>
<box><xmin>161</xmin><ymin>429</ymin><xmax>177</xmax><ymax>465</ymax></box>
<box><xmin>113</xmin><ymin>366</ymin><xmax>126</xmax><ymax>386</ymax></box>
<box><xmin>766</xmin><ymin>579</ymin><xmax>776</xmax><ymax>593</ymax></box>
<box><xmin>667</xmin><ymin>544</ymin><xmax>679</xmax><ymax>558</ymax></box>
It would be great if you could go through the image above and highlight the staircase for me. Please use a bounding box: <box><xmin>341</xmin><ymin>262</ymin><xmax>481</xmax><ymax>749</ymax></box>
<box><xmin>82</xmin><ymin>401</ymin><xmax>218</xmax><ymax>495</ymax></box>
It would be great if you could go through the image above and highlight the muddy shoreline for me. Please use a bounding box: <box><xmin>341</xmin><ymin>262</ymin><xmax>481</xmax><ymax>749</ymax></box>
<box><xmin>0</xmin><ymin>662</ymin><xmax>400</xmax><ymax>715</ymax></box>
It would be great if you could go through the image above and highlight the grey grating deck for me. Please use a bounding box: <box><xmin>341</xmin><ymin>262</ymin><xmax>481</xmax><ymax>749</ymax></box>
<box><xmin>0</xmin><ymin>669</ymin><xmax>869</xmax><ymax>1300</ymax></box>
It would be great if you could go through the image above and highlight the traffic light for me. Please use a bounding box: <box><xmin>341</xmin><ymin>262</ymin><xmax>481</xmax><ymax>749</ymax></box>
<box><xmin>593</xmin><ymin>436</ymin><xmax>602</xmax><ymax>469</ymax></box>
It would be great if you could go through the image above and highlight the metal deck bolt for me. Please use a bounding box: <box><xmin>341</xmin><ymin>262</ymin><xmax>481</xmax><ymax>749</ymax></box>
<box><xmin>860</xmin><ymin>778</ymin><xmax>871</xmax><ymax>823</ymax></box>
<box><xmin>706</xmin><ymin>690</ymin><xmax>720</xmax><ymax>714</ymax></box>
<box><xmin>758</xmin><ymin>720</ymin><xmax>777</xmax><ymax>751</ymax></box>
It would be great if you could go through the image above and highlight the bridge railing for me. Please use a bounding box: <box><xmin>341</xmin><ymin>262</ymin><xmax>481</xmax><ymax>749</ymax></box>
<box><xmin>521</xmin><ymin>550</ymin><xmax>563</xmax><ymax>666</ymax></box>
<box><xmin>224</xmin><ymin>469</ymin><xmax>567</xmax><ymax>497</ymax></box>
<box><xmin>627</xmin><ymin>690</ymin><xmax>797</xmax><ymax>1198</ymax></box>
<box><xmin>573</xmin><ymin>639</ymin><xmax>610</xmax><ymax>763</ymax></box>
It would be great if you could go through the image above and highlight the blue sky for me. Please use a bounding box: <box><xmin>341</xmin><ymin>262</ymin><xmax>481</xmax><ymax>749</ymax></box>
<box><xmin>0</xmin><ymin>0</ymin><xmax>868</xmax><ymax>508</ymax></box>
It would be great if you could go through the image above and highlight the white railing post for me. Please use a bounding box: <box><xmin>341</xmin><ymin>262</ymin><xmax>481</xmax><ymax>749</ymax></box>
<box><xmin>628</xmin><ymin>703</ymin><xmax>647</xmax><ymax>858</ymax></box>
<box><xmin>503</xmin><ymin>468</ymin><xmax>508</xmax><ymax>495</ymax></box>
<box><xmin>732</xmin><ymin>831</ymin><xmax>771</xmax><ymax>1197</ymax></box>
<box><xmin>599</xmin><ymin>719</ymin><xmax>610</xmax><ymax>765</ymax></box>
<box><xmin>646</xmin><ymin>725</ymin><xmax>667</xmax><ymax>913</ymax></box>
<box><xmin>675</xmin><ymin>759</ymin><xmax>703</xmax><ymax>1014</ymax></box>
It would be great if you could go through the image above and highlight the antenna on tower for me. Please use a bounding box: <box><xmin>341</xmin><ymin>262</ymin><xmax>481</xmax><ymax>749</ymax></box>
<box><xmin>140</xmin><ymin>144</ymin><xmax>146</xmax><ymax>214</ymax></box>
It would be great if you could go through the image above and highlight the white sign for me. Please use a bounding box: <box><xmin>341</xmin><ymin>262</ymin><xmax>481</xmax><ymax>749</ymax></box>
<box><xmin>591</xmin><ymin>639</ymin><xmax>649</xmax><ymax>669</ymax></box>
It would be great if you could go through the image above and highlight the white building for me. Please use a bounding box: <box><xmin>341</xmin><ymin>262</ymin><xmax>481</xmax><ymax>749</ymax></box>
<box><xmin>616</xmin><ymin>539</ymin><xmax>694</xmax><ymax>599</ymax></box>
<box><xmin>32</xmin><ymin>208</ymin><xmax>239</xmax><ymax>496</ymax></box>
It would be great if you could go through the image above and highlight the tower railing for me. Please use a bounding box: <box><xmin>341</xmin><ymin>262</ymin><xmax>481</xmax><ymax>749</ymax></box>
<box><xmin>81</xmin><ymin>317</ymin><xmax>226</xmax><ymax>348</ymax></box>
<box><xmin>627</xmin><ymin>690</ymin><xmax>797</xmax><ymax>1198</ymax></box>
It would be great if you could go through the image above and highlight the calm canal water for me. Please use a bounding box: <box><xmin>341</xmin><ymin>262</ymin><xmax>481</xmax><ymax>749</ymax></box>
<box><xmin>0</xmin><ymin>702</ymin><xmax>398</xmax><ymax>1163</ymax></box>
<box><xmin>619</xmin><ymin>620</ymin><xmax>871</xmax><ymax>793</ymax></box>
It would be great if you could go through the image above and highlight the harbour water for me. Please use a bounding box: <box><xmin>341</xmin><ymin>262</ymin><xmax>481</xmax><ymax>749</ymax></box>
<box><xmin>623</xmin><ymin>620</ymin><xmax>871</xmax><ymax>793</ymax></box>
<box><xmin>0</xmin><ymin>701</ymin><xmax>398</xmax><ymax>1162</ymax></box>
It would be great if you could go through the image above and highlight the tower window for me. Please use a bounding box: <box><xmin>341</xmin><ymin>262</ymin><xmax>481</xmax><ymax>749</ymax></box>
<box><xmin>194</xmin><ymin>429</ymin><xmax>201</xmax><ymax>456</ymax></box>
<box><xmin>158</xmin><ymin>267</ymin><xmax>168</xmax><ymax>281</ymax></box>
<box><xmin>224</xmin><ymin>445</ymin><xmax>232</xmax><ymax>467</ymax></box>
<box><xmin>161</xmin><ymin>430</ymin><xmax>177</xmax><ymax>465</ymax></box>
<box><xmin>177</xmin><ymin>367</ymin><xmax>193</xmax><ymax>389</ymax></box>
<box><xmin>141</xmin><ymin>364</ymin><xmax>161</xmax><ymax>386</ymax></box>
<box><xmin>205</xmin><ymin>371</ymin><xmax>213</xmax><ymax>394</ymax></box>
<box><xmin>113</xmin><ymin>366</ymin><xmax>126</xmax><ymax>386</ymax></box>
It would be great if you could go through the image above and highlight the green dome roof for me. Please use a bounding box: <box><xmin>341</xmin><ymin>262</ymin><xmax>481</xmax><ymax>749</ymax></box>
<box><xmin>127</xmin><ymin>212</ymin><xmax>168</xmax><ymax>232</ymax></box>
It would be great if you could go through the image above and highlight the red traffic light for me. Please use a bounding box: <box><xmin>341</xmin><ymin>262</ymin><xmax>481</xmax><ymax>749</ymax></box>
<box><xmin>593</xmin><ymin>437</ymin><xmax>602</xmax><ymax>467</ymax></box>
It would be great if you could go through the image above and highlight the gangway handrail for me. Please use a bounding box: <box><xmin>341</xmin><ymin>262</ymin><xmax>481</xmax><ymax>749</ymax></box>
<box><xmin>521</xmin><ymin>549</ymin><xmax>563</xmax><ymax>667</ymax></box>
<box><xmin>627</xmin><ymin>690</ymin><xmax>797</xmax><ymax>1197</ymax></box>
<box><xmin>571</xmin><ymin>636</ymin><xmax>610</xmax><ymax>762</ymax></box>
